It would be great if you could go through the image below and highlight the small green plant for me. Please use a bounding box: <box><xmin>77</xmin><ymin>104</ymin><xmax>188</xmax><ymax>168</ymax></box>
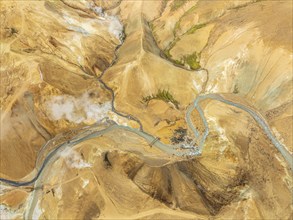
<box><xmin>174</xmin><ymin>21</ymin><xmax>181</xmax><ymax>36</ymax></box>
<box><xmin>164</xmin><ymin>50</ymin><xmax>201</xmax><ymax>70</ymax></box>
<box><xmin>170</xmin><ymin>0</ymin><xmax>188</xmax><ymax>12</ymax></box>
<box><xmin>164</xmin><ymin>48</ymin><xmax>172</xmax><ymax>59</ymax></box>
<box><xmin>163</xmin><ymin>38</ymin><xmax>179</xmax><ymax>59</ymax></box>
<box><xmin>163</xmin><ymin>38</ymin><xmax>200</xmax><ymax>70</ymax></box>
<box><xmin>149</xmin><ymin>22</ymin><xmax>154</xmax><ymax>30</ymax></box>
<box><xmin>173</xmin><ymin>4</ymin><xmax>198</xmax><ymax>35</ymax></box>
<box><xmin>173</xmin><ymin>58</ymin><xmax>184</xmax><ymax>66</ymax></box>
<box><xmin>142</xmin><ymin>89</ymin><xmax>179</xmax><ymax>109</ymax></box>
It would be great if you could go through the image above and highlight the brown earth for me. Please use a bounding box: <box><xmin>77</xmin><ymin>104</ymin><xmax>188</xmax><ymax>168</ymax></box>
<box><xmin>0</xmin><ymin>0</ymin><xmax>292</xmax><ymax>219</ymax></box>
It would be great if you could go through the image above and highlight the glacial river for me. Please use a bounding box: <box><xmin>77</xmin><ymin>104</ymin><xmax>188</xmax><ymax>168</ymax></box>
<box><xmin>0</xmin><ymin>92</ymin><xmax>291</xmax><ymax>219</ymax></box>
<box><xmin>1</xmin><ymin>93</ymin><xmax>292</xmax><ymax>189</ymax></box>
<box><xmin>1</xmin><ymin>3</ymin><xmax>291</xmax><ymax>219</ymax></box>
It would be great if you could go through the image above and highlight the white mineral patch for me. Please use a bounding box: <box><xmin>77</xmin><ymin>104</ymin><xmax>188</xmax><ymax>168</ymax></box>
<box><xmin>69</xmin><ymin>34</ymin><xmax>82</xmax><ymax>52</ymax></box>
<box><xmin>93</xmin><ymin>7</ymin><xmax>103</xmax><ymax>15</ymax></box>
<box><xmin>109</xmin><ymin>112</ymin><xmax>128</xmax><ymax>126</ymax></box>
<box><xmin>206</xmin><ymin>83</ymin><xmax>219</xmax><ymax>93</ymax></box>
<box><xmin>63</xmin><ymin>15</ymin><xmax>95</xmax><ymax>35</ymax></box>
<box><xmin>106</xmin><ymin>15</ymin><xmax>123</xmax><ymax>40</ymax></box>
<box><xmin>62</xmin><ymin>3</ymin><xmax>123</xmax><ymax>40</ymax></box>
<box><xmin>192</xmin><ymin>79</ymin><xmax>202</xmax><ymax>93</ymax></box>
<box><xmin>32</xmin><ymin>201</ymin><xmax>43</xmax><ymax>220</ymax></box>
<box><xmin>77</xmin><ymin>56</ymin><xmax>83</xmax><ymax>64</ymax></box>
<box><xmin>207</xmin><ymin>116</ymin><xmax>229</xmax><ymax>153</ymax></box>
<box><xmin>0</xmin><ymin>205</ymin><xmax>18</xmax><ymax>220</ymax></box>
<box><xmin>0</xmin><ymin>184</ymin><xmax>12</xmax><ymax>194</ymax></box>
<box><xmin>82</xmin><ymin>178</ymin><xmax>90</xmax><ymax>188</ymax></box>
<box><xmin>55</xmin><ymin>185</ymin><xmax>63</xmax><ymax>200</ymax></box>
<box><xmin>272</xmin><ymin>127</ymin><xmax>288</xmax><ymax>150</ymax></box>
<box><xmin>60</xmin><ymin>147</ymin><xmax>92</xmax><ymax>169</ymax></box>
<box><xmin>88</xmin><ymin>5</ymin><xmax>123</xmax><ymax>41</ymax></box>
<box><xmin>207</xmin><ymin>46</ymin><xmax>249</xmax><ymax>93</ymax></box>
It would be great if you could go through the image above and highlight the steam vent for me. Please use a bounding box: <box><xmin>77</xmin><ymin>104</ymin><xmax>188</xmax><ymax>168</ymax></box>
<box><xmin>0</xmin><ymin>0</ymin><xmax>292</xmax><ymax>219</ymax></box>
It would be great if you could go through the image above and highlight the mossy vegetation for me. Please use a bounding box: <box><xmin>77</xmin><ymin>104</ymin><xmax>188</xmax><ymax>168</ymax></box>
<box><xmin>149</xmin><ymin>22</ymin><xmax>154</xmax><ymax>30</ymax></box>
<box><xmin>174</xmin><ymin>59</ymin><xmax>184</xmax><ymax>66</ymax></box>
<box><xmin>183</xmin><ymin>52</ymin><xmax>201</xmax><ymax>70</ymax></box>
<box><xmin>164</xmin><ymin>23</ymin><xmax>202</xmax><ymax>70</ymax></box>
<box><xmin>164</xmin><ymin>48</ymin><xmax>172</xmax><ymax>59</ymax></box>
<box><xmin>186</xmin><ymin>23</ymin><xmax>206</xmax><ymax>35</ymax></box>
<box><xmin>173</xmin><ymin>5</ymin><xmax>197</xmax><ymax>36</ymax></box>
<box><xmin>174</xmin><ymin>21</ymin><xmax>181</xmax><ymax>36</ymax></box>
<box><xmin>170</xmin><ymin>0</ymin><xmax>188</xmax><ymax>12</ymax></box>
<box><xmin>164</xmin><ymin>48</ymin><xmax>201</xmax><ymax>70</ymax></box>
<box><xmin>163</xmin><ymin>38</ymin><xmax>179</xmax><ymax>60</ymax></box>
<box><xmin>233</xmin><ymin>85</ymin><xmax>239</xmax><ymax>94</ymax></box>
<box><xmin>184</xmin><ymin>4</ymin><xmax>197</xmax><ymax>16</ymax></box>
<box><xmin>142</xmin><ymin>89</ymin><xmax>179</xmax><ymax>109</ymax></box>
<box><xmin>230</xmin><ymin>1</ymin><xmax>260</xmax><ymax>10</ymax></box>
<box><xmin>162</xmin><ymin>0</ymin><xmax>168</xmax><ymax>9</ymax></box>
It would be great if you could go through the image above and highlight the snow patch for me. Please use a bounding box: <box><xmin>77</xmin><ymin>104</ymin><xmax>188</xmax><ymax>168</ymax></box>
<box><xmin>60</xmin><ymin>147</ymin><xmax>92</xmax><ymax>169</ymax></box>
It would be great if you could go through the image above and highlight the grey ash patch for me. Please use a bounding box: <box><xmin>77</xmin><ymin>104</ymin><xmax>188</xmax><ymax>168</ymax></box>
<box><xmin>170</xmin><ymin>127</ymin><xmax>192</xmax><ymax>144</ymax></box>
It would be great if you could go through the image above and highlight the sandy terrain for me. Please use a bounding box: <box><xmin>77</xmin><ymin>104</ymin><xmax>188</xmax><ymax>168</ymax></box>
<box><xmin>0</xmin><ymin>0</ymin><xmax>292</xmax><ymax>219</ymax></box>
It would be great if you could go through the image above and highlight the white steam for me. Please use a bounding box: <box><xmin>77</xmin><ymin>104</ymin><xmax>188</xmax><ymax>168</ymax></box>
<box><xmin>88</xmin><ymin>4</ymin><xmax>123</xmax><ymax>41</ymax></box>
<box><xmin>62</xmin><ymin>4</ymin><xmax>123</xmax><ymax>41</ymax></box>
<box><xmin>107</xmin><ymin>15</ymin><xmax>124</xmax><ymax>40</ymax></box>
<box><xmin>60</xmin><ymin>147</ymin><xmax>91</xmax><ymax>169</ymax></box>
<box><xmin>45</xmin><ymin>92</ymin><xmax>111</xmax><ymax>124</ymax></box>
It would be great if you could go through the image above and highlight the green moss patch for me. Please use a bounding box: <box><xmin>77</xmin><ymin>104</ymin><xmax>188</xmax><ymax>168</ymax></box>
<box><xmin>186</xmin><ymin>23</ymin><xmax>206</xmax><ymax>35</ymax></box>
<box><xmin>142</xmin><ymin>89</ymin><xmax>179</xmax><ymax>109</ymax></box>
<box><xmin>183</xmin><ymin>52</ymin><xmax>201</xmax><ymax>70</ymax></box>
<box><xmin>170</xmin><ymin>0</ymin><xmax>188</xmax><ymax>12</ymax></box>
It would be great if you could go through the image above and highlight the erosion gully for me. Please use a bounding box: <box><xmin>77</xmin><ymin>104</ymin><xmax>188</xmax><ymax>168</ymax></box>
<box><xmin>0</xmin><ymin>8</ymin><xmax>292</xmax><ymax>219</ymax></box>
